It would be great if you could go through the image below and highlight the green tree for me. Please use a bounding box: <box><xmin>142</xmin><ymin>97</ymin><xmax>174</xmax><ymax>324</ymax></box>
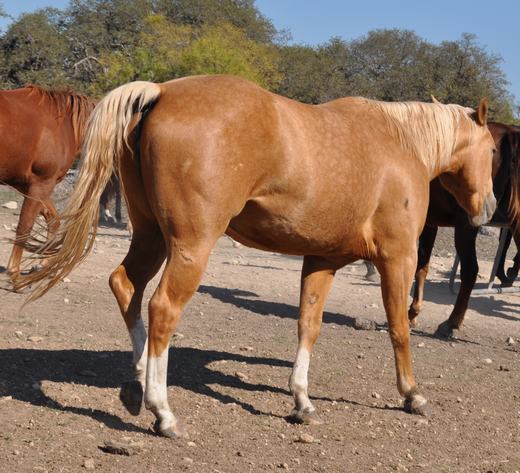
<box><xmin>92</xmin><ymin>15</ymin><xmax>281</xmax><ymax>94</ymax></box>
<box><xmin>0</xmin><ymin>9</ymin><xmax>69</xmax><ymax>88</ymax></box>
<box><xmin>154</xmin><ymin>0</ymin><xmax>279</xmax><ymax>43</ymax></box>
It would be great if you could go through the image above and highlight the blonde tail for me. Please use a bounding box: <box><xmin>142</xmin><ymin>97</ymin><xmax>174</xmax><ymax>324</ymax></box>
<box><xmin>18</xmin><ymin>81</ymin><xmax>161</xmax><ymax>301</ymax></box>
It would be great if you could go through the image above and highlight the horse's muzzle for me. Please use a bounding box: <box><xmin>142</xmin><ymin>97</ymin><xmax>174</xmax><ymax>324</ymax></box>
<box><xmin>470</xmin><ymin>191</ymin><xmax>497</xmax><ymax>227</ymax></box>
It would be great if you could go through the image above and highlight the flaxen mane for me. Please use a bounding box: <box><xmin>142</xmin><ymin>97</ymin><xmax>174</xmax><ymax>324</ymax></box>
<box><xmin>27</xmin><ymin>85</ymin><xmax>97</xmax><ymax>147</ymax></box>
<box><xmin>373</xmin><ymin>101</ymin><xmax>478</xmax><ymax>174</ymax></box>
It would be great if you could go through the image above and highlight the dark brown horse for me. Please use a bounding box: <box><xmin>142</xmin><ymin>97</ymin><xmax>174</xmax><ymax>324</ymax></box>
<box><xmin>0</xmin><ymin>85</ymin><xmax>96</xmax><ymax>285</ymax></box>
<box><xmin>19</xmin><ymin>76</ymin><xmax>495</xmax><ymax>437</ymax></box>
<box><xmin>99</xmin><ymin>173</ymin><xmax>123</xmax><ymax>224</ymax></box>
<box><xmin>409</xmin><ymin>122</ymin><xmax>520</xmax><ymax>337</ymax></box>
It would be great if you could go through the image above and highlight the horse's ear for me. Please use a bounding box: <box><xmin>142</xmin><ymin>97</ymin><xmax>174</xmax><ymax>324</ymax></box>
<box><xmin>476</xmin><ymin>99</ymin><xmax>488</xmax><ymax>126</ymax></box>
<box><xmin>431</xmin><ymin>95</ymin><xmax>441</xmax><ymax>104</ymax></box>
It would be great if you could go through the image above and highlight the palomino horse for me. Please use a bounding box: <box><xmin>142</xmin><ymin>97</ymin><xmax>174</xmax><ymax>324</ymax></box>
<box><xmin>0</xmin><ymin>85</ymin><xmax>96</xmax><ymax>286</ymax></box>
<box><xmin>409</xmin><ymin>122</ymin><xmax>520</xmax><ymax>337</ymax></box>
<box><xmin>19</xmin><ymin>76</ymin><xmax>496</xmax><ymax>438</ymax></box>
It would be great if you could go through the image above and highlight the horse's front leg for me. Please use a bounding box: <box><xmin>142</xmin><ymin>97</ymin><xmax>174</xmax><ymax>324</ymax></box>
<box><xmin>289</xmin><ymin>255</ymin><xmax>341</xmax><ymax>425</ymax></box>
<box><xmin>7</xmin><ymin>193</ymin><xmax>44</xmax><ymax>289</ymax></box>
<box><xmin>435</xmin><ymin>224</ymin><xmax>478</xmax><ymax>337</ymax></box>
<box><xmin>376</xmin><ymin>252</ymin><xmax>429</xmax><ymax>416</ymax></box>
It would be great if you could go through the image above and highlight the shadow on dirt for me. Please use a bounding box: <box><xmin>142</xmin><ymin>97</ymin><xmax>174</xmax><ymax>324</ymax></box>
<box><xmin>0</xmin><ymin>346</ymin><xmax>294</xmax><ymax>434</ymax></box>
<box><xmin>198</xmin><ymin>285</ymin><xmax>359</xmax><ymax>327</ymax></box>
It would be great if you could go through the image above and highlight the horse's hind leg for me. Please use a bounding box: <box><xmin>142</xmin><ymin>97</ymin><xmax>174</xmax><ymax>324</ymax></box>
<box><xmin>376</xmin><ymin>252</ymin><xmax>429</xmax><ymax>416</ymax></box>
<box><xmin>289</xmin><ymin>255</ymin><xmax>340</xmax><ymax>425</ymax></box>
<box><xmin>145</xmin><ymin>237</ymin><xmax>217</xmax><ymax>438</ymax></box>
<box><xmin>109</xmin><ymin>224</ymin><xmax>166</xmax><ymax>415</ymax></box>
<box><xmin>408</xmin><ymin>225</ymin><xmax>437</xmax><ymax>327</ymax></box>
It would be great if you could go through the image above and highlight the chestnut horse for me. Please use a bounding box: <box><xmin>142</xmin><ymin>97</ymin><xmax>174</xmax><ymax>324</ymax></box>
<box><xmin>0</xmin><ymin>85</ymin><xmax>96</xmax><ymax>285</ymax></box>
<box><xmin>19</xmin><ymin>76</ymin><xmax>496</xmax><ymax>437</ymax></box>
<box><xmin>409</xmin><ymin>122</ymin><xmax>520</xmax><ymax>337</ymax></box>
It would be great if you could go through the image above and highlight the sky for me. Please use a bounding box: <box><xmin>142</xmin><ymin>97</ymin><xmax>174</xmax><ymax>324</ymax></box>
<box><xmin>2</xmin><ymin>0</ymin><xmax>519</xmax><ymax>102</ymax></box>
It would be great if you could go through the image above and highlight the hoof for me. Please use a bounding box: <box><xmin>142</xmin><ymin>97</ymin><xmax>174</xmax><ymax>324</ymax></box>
<box><xmin>288</xmin><ymin>408</ymin><xmax>323</xmax><ymax>425</ymax></box>
<box><xmin>119</xmin><ymin>381</ymin><xmax>143</xmax><ymax>416</ymax></box>
<box><xmin>403</xmin><ymin>396</ymin><xmax>431</xmax><ymax>417</ymax></box>
<box><xmin>153</xmin><ymin>419</ymin><xmax>188</xmax><ymax>439</ymax></box>
<box><xmin>434</xmin><ymin>321</ymin><xmax>458</xmax><ymax>339</ymax></box>
<box><xmin>407</xmin><ymin>307</ymin><xmax>420</xmax><ymax>328</ymax></box>
<box><xmin>506</xmin><ymin>267</ymin><xmax>519</xmax><ymax>281</ymax></box>
<box><xmin>365</xmin><ymin>272</ymin><xmax>379</xmax><ymax>283</ymax></box>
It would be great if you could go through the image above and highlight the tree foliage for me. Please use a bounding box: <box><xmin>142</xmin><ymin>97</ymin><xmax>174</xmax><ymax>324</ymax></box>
<box><xmin>0</xmin><ymin>1</ymin><xmax>517</xmax><ymax>122</ymax></box>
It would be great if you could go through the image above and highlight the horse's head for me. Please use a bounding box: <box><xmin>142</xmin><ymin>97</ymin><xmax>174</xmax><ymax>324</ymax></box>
<box><xmin>438</xmin><ymin>99</ymin><xmax>496</xmax><ymax>226</ymax></box>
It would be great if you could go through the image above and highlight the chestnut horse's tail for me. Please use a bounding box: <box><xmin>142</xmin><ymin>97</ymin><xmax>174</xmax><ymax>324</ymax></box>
<box><xmin>19</xmin><ymin>81</ymin><xmax>161</xmax><ymax>301</ymax></box>
<box><xmin>508</xmin><ymin>128</ymin><xmax>520</xmax><ymax>232</ymax></box>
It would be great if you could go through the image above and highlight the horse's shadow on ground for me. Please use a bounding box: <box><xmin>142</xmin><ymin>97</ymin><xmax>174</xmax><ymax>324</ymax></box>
<box><xmin>198</xmin><ymin>284</ymin><xmax>362</xmax><ymax>328</ymax></box>
<box><xmin>0</xmin><ymin>346</ymin><xmax>298</xmax><ymax>434</ymax></box>
<box><xmin>416</xmin><ymin>279</ymin><xmax>520</xmax><ymax>324</ymax></box>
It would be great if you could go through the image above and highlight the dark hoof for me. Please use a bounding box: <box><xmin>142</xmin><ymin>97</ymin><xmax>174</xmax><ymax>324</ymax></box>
<box><xmin>403</xmin><ymin>396</ymin><xmax>431</xmax><ymax>417</ymax></box>
<box><xmin>506</xmin><ymin>268</ymin><xmax>519</xmax><ymax>281</ymax></box>
<box><xmin>365</xmin><ymin>272</ymin><xmax>379</xmax><ymax>283</ymax></box>
<box><xmin>119</xmin><ymin>381</ymin><xmax>143</xmax><ymax>416</ymax></box>
<box><xmin>153</xmin><ymin>420</ymin><xmax>188</xmax><ymax>439</ymax></box>
<box><xmin>407</xmin><ymin>307</ymin><xmax>420</xmax><ymax>328</ymax></box>
<box><xmin>288</xmin><ymin>408</ymin><xmax>323</xmax><ymax>425</ymax></box>
<box><xmin>434</xmin><ymin>321</ymin><xmax>458</xmax><ymax>339</ymax></box>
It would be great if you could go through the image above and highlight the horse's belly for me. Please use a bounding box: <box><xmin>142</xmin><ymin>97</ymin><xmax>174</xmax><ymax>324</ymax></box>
<box><xmin>227</xmin><ymin>199</ymin><xmax>367</xmax><ymax>257</ymax></box>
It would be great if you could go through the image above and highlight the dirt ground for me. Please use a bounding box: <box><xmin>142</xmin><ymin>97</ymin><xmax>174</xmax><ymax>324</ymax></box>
<box><xmin>0</xmin><ymin>188</ymin><xmax>519</xmax><ymax>473</ymax></box>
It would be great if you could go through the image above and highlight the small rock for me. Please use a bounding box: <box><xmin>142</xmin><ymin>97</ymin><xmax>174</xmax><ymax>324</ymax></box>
<box><xmin>417</xmin><ymin>342</ymin><xmax>425</xmax><ymax>348</ymax></box>
<box><xmin>354</xmin><ymin>317</ymin><xmax>377</xmax><ymax>331</ymax></box>
<box><xmin>372</xmin><ymin>392</ymin><xmax>381</xmax><ymax>399</ymax></box>
<box><xmin>507</xmin><ymin>337</ymin><xmax>515</xmax><ymax>345</ymax></box>
<box><xmin>14</xmin><ymin>331</ymin><xmax>23</xmax><ymax>339</ymax></box>
<box><xmin>296</xmin><ymin>433</ymin><xmax>315</xmax><ymax>444</ymax></box>
<box><xmin>2</xmin><ymin>201</ymin><xmax>18</xmax><ymax>210</ymax></box>
<box><xmin>27</xmin><ymin>336</ymin><xmax>43</xmax><ymax>343</ymax></box>
<box><xmin>83</xmin><ymin>458</ymin><xmax>95</xmax><ymax>470</ymax></box>
<box><xmin>63</xmin><ymin>277</ymin><xmax>71</xmax><ymax>283</ymax></box>
<box><xmin>182</xmin><ymin>457</ymin><xmax>194</xmax><ymax>464</ymax></box>
<box><xmin>235</xmin><ymin>371</ymin><xmax>249</xmax><ymax>381</ymax></box>
<box><xmin>456</xmin><ymin>397</ymin><xmax>463</xmax><ymax>403</ymax></box>
<box><xmin>483</xmin><ymin>358</ymin><xmax>493</xmax><ymax>365</ymax></box>
<box><xmin>278</xmin><ymin>463</ymin><xmax>289</xmax><ymax>469</ymax></box>
<box><xmin>64</xmin><ymin>298</ymin><xmax>70</xmax><ymax>304</ymax></box>
<box><xmin>0</xmin><ymin>395</ymin><xmax>13</xmax><ymax>402</ymax></box>
<box><xmin>239</xmin><ymin>346</ymin><xmax>254</xmax><ymax>352</ymax></box>
<box><xmin>187</xmin><ymin>441</ymin><xmax>196</xmax><ymax>447</ymax></box>
<box><xmin>99</xmin><ymin>440</ymin><xmax>141</xmax><ymax>456</ymax></box>
<box><xmin>173</xmin><ymin>333</ymin><xmax>185</xmax><ymax>339</ymax></box>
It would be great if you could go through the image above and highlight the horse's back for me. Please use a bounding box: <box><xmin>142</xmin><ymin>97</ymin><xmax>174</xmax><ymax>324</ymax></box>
<box><xmin>135</xmin><ymin>75</ymin><xmax>429</xmax><ymax>257</ymax></box>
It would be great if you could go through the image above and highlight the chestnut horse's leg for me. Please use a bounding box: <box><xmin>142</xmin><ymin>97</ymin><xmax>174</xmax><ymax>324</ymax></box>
<box><xmin>289</xmin><ymin>255</ymin><xmax>341</xmax><ymax>424</ymax></box>
<box><xmin>435</xmin><ymin>224</ymin><xmax>478</xmax><ymax>338</ymax></box>
<box><xmin>109</xmin><ymin>225</ymin><xmax>166</xmax><ymax>415</ymax></box>
<box><xmin>39</xmin><ymin>198</ymin><xmax>60</xmax><ymax>268</ymax></box>
<box><xmin>376</xmin><ymin>252</ymin><xmax>429</xmax><ymax>416</ymax></box>
<box><xmin>408</xmin><ymin>225</ymin><xmax>438</xmax><ymax>327</ymax></box>
<box><xmin>145</xmin><ymin>238</ymin><xmax>216</xmax><ymax>438</ymax></box>
<box><xmin>7</xmin><ymin>189</ymin><xmax>48</xmax><ymax>286</ymax></box>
